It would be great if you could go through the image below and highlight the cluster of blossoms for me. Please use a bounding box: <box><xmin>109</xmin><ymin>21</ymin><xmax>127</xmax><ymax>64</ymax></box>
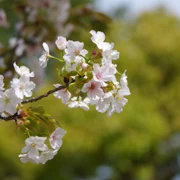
<box><xmin>0</xmin><ymin>0</ymin><xmax>111</xmax><ymax>87</ymax></box>
<box><xmin>0</xmin><ymin>63</ymin><xmax>35</xmax><ymax>115</ymax></box>
<box><xmin>0</xmin><ymin>30</ymin><xmax>130</xmax><ymax>164</ymax></box>
<box><xmin>0</xmin><ymin>62</ymin><xmax>67</xmax><ymax>164</ymax></box>
<box><xmin>40</xmin><ymin>30</ymin><xmax>131</xmax><ymax>116</ymax></box>
<box><xmin>19</xmin><ymin>127</ymin><xmax>66</xmax><ymax>164</ymax></box>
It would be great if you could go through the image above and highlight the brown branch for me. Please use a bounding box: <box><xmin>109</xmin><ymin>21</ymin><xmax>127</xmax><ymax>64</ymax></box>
<box><xmin>0</xmin><ymin>112</ymin><xmax>19</xmax><ymax>121</ymax></box>
<box><xmin>22</xmin><ymin>81</ymin><xmax>73</xmax><ymax>104</ymax></box>
<box><xmin>0</xmin><ymin>80</ymin><xmax>75</xmax><ymax>121</ymax></box>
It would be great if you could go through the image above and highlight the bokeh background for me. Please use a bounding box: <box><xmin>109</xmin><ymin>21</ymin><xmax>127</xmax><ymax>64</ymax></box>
<box><xmin>0</xmin><ymin>0</ymin><xmax>180</xmax><ymax>180</ymax></box>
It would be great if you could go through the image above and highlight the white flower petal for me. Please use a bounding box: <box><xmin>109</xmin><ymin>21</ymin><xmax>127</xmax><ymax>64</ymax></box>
<box><xmin>42</xmin><ymin>42</ymin><xmax>49</xmax><ymax>53</ymax></box>
<box><xmin>49</xmin><ymin>127</ymin><xmax>66</xmax><ymax>150</ymax></box>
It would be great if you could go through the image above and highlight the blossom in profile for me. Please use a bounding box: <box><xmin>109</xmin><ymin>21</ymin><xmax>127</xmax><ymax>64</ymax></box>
<box><xmin>39</xmin><ymin>149</ymin><xmax>58</xmax><ymax>164</ymax></box>
<box><xmin>107</xmin><ymin>72</ymin><xmax>131</xmax><ymax>116</ymax></box>
<box><xmin>0</xmin><ymin>88</ymin><xmax>21</xmax><ymax>114</ymax></box>
<box><xmin>49</xmin><ymin>127</ymin><xmax>66</xmax><ymax>150</ymax></box>
<box><xmin>39</xmin><ymin>42</ymin><xmax>50</xmax><ymax>68</ymax></box>
<box><xmin>90</xmin><ymin>30</ymin><xmax>105</xmax><ymax>45</ymax></box>
<box><xmin>13</xmin><ymin>62</ymin><xmax>34</xmax><ymax>78</ymax></box>
<box><xmin>102</xmin><ymin>43</ymin><xmax>120</xmax><ymax>64</ymax></box>
<box><xmin>90</xmin><ymin>30</ymin><xmax>111</xmax><ymax>51</ymax></box>
<box><xmin>118</xmin><ymin>71</ymin><xmax>131</xmax><ymax>97</ymax></box>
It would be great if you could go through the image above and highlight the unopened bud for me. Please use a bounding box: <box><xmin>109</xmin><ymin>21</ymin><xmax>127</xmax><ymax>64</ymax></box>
<box><xmin>81</xmin><ymin>62</ymin><xmax>88</xmax><ymax>69</ymax></box>
<box><xmin>24</xmin><ymin>120</ymin><xmax>30</xmax><ymax>126</ymax></box>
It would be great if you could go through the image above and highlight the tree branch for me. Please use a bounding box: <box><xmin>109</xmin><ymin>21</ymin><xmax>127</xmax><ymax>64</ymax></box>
<box><xmin>22</xmin><ymin>81</ymin><xmax>73</xmax><ymax>104</ymax></box>
<box><xmin>0</xmin><ymin>80</ymin><xmax>75</xmax><ymax>121</ymax></box>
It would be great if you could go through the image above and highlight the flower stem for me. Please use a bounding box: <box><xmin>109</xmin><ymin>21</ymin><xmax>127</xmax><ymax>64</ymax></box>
<box><xmin>25</xmin><ymin>127</ymin><xmax>31</xmax><ymax>137</ymax></box>
<box><xmin>48</xmin><ymin>55</ymin><xmax>64</xmax><ymax>62</ymax></box>
<box><xmin>116</xmin><ymin>71</ymin><xmax>122</xmax><ymax>76</ymax></box>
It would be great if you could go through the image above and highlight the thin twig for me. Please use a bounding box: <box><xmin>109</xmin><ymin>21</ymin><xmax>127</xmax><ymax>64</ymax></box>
<box><xmin>0</xmin><ymin>80</ymin><xmax>74</xmax><ymax>121</ymax></box>
<box><xmin>22</xmin><ymin>81</ymin><xmax>72</xmax><ymax>104</ymax></box>
<box><xmin>0</xmin><ymin>112</ymin><xmax>19</xmax><ymax>121</ymax></box>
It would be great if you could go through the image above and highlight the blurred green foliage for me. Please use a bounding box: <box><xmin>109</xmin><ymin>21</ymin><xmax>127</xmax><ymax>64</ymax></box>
<box><xmin>0</xmin><ymin>4</ymin><xmax>180</xmax><ymax>180</ymax></box>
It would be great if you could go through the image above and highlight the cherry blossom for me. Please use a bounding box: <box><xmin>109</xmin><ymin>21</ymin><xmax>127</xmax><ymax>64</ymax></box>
<box><xmin>102</xmin><ymin>43</ymin><xmax>120</xmax><ymax>64</ymax></box>
<box><xmin>90</xmin><ymin>30</ymin><xmax>111</xmax><ymax>51</ymax></box>
<box><xmin>53</xmin><ymin>84</ymin><xmax>71</xmax><ymax>104</ymax></box>
<box><xmin>19</xmin><ymin>153</ymin><xmax>37</xmax><ymax>164</ymax></box>
<box><xmin>68</xmin><ymin>97</ymin><xmax>89</xmax><ymax>111</ymax></box>
<box><xmin>39</xmin><ymin>42</ymin><xmax>50</xmax><ymax>68</ymax></box>
<box><xmin>92</xmin><ymin>63</ymin><xmax>116</xmax><ymax>87</ymax></box>
<box><xmin>63</xmin><ymin>40</ymin><xmax>88</xmax><ymax>63</ymax></box>
<box><xmin>107</xmin><ymin>72</ymin><xmax>130</xmax><ymax>116</ymax></box>
<box><xmin>19</xmin><ymin>127</ymin><xmax>66</xmax><ymax>164</ymax></box>
<box><xmin>39</xmin><ymin>149</ymin><xmax>58</xmax><ymax>164</ymax></box>
<box><xmin>0</xmin><ymin>29</ymin><xmax>130</xmax><ymax>164</ymax></box>
<box><xmin>13</xmin><ymin>63</ymin><xmax>34</xmax><ymax>78</ymax></box>
<box><xmin>55</xmin><ymin>36</ymin><xmax>67</xmax><ymax>50</ymax></box>
<box><xmin>19</xmin><ymin>136</ymin><xmax>48</xmax><ymax>164</ymax></box>
<box><xmin>0</xmin><ymin>88</ymin><xmax>21</xmax><ymax>114</ymax></box>
<box><xmin>81</xmin><ymin>79</ymin><xmax>104</xmax><ymax>100</ymax></box>
<box><xmin>11</xmin><ymin>75</ymin><xmax>36</xmax><ymax>99</ymax></box>
<box><xmin>107</xmin><ymin>97</ymin><xmax>128</xmax><ymax>117</ymax></box>
<box><xmin>119</xmin><ymin>71</ymin><xmax>131</xmax><ymax>96</ymax></box>
<box><xmin>49</xmin><ymin>127</ymin><xmax>66</xmax><ymax>150</ymax></box>
<box><xmin>96</xmin><ymin>91</ymin><xmax>114</xmax><ymax>113</ymax></box>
